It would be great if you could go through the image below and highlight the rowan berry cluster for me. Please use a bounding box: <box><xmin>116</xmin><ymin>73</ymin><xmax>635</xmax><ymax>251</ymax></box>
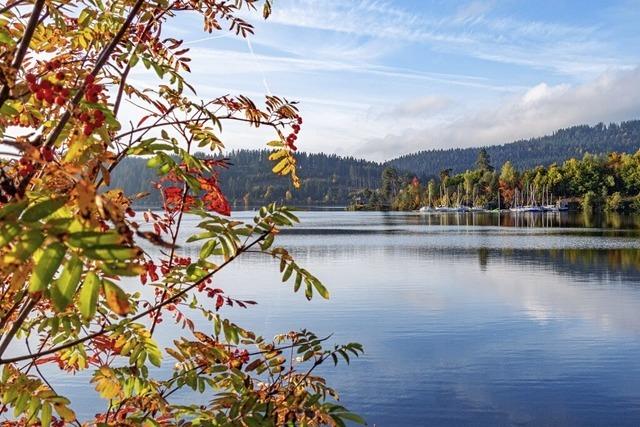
<box><xmin>26</xmin><ymin>70</ymin><xmax>69</xmax><ymax>107</ymax></box>
<box><xmin>83</xmin><ymin>74</ymin><xmax>103</xmax><ymax>103</ymax></box>
<box><xmin>68</xmin><ymin>75</ymin><xmax>106</xmax><ymax>135</ymax></box>
<box><xmin>285</xmin><ymin>116</ymin><xmax>303</xmax><ymax>151</ymax></box>
<box><xmin>17</xmin><ymin>158</ymin><xmax>34</xmax><ymax>177</ymax></box>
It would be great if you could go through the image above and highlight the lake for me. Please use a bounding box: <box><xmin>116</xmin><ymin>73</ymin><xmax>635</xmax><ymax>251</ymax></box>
<box><xmin>46</xmin><ymin>210</ymin><xmax>640</xmax><ymax>425</ymax></box>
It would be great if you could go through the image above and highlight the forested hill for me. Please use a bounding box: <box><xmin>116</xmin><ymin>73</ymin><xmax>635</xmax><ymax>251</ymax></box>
<box><xmin>110</xmin><ymin>120</ymin><xmax>640</xmax><ymax>207</ymax></box>
<box><xmin>109</xmin><ymin>150</ymin><xmax>384</xmax><ymax>207</ymax></box>
<box><xmin>387</xmin><ymin>120</ymin><xmax>640</xmax><ymax>177</ymax></box>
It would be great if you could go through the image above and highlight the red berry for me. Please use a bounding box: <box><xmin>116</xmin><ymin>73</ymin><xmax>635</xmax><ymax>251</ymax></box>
<box><xmin>78</xmin><ymin>112</ymin><xmax>90</xmax><ymax>122</ymax></box>
<box><xmin>26</xmin><ymin>73</ymin><xmax>36</xmax><ymax>83</ymax></box>
<box><xmin>40</xmin><ymin>80</ymin><xmax>52</xmax><ymax>90</ymax></box>
<box><xmin>93</xmin><ymin>109</ymin><xmax>104</xmax><ymax>120</ymax></box>
<box><xmin>54</xmin><ymin>96</ymin><xmax>65</xmax><ymax>106</ymax></box>
<box><xmin>35</xmin><ymin>91</ymin><xmax>45</xmax><ymax>101</ymax></box>
<box><xmin>85</xmin><ymin>74</ymin><xmax>95</xmax><ymax>84</ymax></box>
<box><xmin>55</xmin><ymin>71</ymin><xmax>65</xmax><ymax>80</ymax></box>
<box><xmin>297</xmin><ymin>117</ymin><xmax>303</xmax><ymax>124</ymax></box>
<box><xmin>41</xmin><ymin>147</ymin><xmax>54</xmax><ymax>162</ymax></box>
<box><xmin>83</xmin><ymin>124</ymin><xmax>93</xmax><ymax>136</ymax></box>
<box><xmin>87</xmin><ymin>84</ymin><xmax>102</xmax><ymax>95</ymax></box>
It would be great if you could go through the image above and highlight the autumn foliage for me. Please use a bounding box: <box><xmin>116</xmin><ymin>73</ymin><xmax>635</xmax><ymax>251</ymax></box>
<box><xmin>0</xmin><ymin>0</ymin><xmax>362</xmax><ymax>425</ymax></box>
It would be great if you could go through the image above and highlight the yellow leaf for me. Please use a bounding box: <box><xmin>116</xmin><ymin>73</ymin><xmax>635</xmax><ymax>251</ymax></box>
<box><xmin>52</xmin><ymin>402</ymin><xmax>76</xmax><ymax>422</ymax></box>
<box><xmin>272</xmin><ymin>158</ymin><xmax>288</xmax><ymax>174</ymax></box>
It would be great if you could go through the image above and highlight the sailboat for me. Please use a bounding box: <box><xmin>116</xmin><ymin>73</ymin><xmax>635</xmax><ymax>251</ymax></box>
<box><xmin>510</xmin><ymin>187</ymin><xmax>543</xmax><ymax>213</ymax></box>
<box><xmin>419</xmin><ymin>191</ymin><xmax>436</xmax><ymax>213</ymax></box>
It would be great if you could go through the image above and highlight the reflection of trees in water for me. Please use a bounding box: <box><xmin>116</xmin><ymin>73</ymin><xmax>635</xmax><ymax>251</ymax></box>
<box><xmin>410</xmin><ymin>211</ymin><xmax>640</xmax><ymax>229</ymax></box>
<box><xmin>477</xmin><ymin>248</ymin><xmax>489</xmax><ymax>271</ymax></box>
<box><xmin>478</xmin><ymin>247</ymin><xmax>640</xmax><ymax>282</ymax></box>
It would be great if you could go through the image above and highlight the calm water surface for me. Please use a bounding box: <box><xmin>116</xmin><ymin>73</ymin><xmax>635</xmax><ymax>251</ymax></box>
<box><xmin>54</xmin><ymin>212</ymin><xmax>640</xmax><ymax>425</ymax></box>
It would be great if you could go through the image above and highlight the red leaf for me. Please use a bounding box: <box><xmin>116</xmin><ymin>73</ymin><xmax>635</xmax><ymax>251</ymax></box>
<box><xmin>199</xmin><ymin>176</ymin><xmax>230</xmax><ymax>216</ymax></box>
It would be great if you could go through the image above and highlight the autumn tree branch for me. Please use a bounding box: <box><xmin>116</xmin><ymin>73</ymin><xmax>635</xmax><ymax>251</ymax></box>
<box><xmin>0</xmin><ymin>0</ymin><xmax>46</xmax><ymax>107</ymax></box>
<box><xmin>0</xmin><ymin>230</ymin><xmax>271</xmax><ymax>365</ymax></box>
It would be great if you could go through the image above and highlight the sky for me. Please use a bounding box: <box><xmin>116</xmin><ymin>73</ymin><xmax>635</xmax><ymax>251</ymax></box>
<box><xmin>156</xmin><ymin>0</ymin><xmax>640</xmax><ymax>161</ymax></box>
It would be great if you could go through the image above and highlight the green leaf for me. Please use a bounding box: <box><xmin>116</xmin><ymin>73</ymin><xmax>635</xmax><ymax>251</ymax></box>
<box><xmin>82</xmin><ymin>245</ymin><xmax>142</xmax><ymax>261</ymax></box>
<box><xmin>21</xmin><ymin>197</ymin><xmax>68</xmax><ymax>222</ymax></box>
<box><xmin>0</xmin><ymin>223</ymin><xmax>21</xmax><ymax>247</ymax></box>
<box><xmin>28</xmin><ymin>242</ymin><xmax>66</xmax><ymax>294</ymax></box>
<box><xmin>146</xmin><ymin>155</ymin><xmax>163</xmax><ymax>168</ymax></box>
<box><xmin>99</xmin><ymin>262</ymin><xmax>144</xmax><ymax>276</ymax></box>
<box><xmin>147</xmin><ymin>344</ymin><xmax>162</xmax><ymax>367</ymax></box>
<box><xmin>305</xmin><ymin>281</ymin><xmax>313</xmax><ymax>301</ymax></box>
<box><xmin>79</xmin><ymin>272</ymin><xmax>100</xmax><ymax>320</ymax></box>
<box><xmin>282</xmin><ymin>262</ymin><xmax>294</xmax><ymax>282</ymax></box>
<box><xmin>0</xmin><ymin>199</ymin><xmax>28</xmax><ymax>220</ymax></box>
<box><xmin>312</xmin><ymin>278</ymin><xmax>330</xmax><ymax>299</ymax></box>
<box><xmin>0</xmin><ymin>29</ymin><xmax>16</xmax><ymax>46</ymax></box>
<box><xmin>51</xmin><ymin>256</ymin><xmax>83</xmax><ymax>311</ymax></box>
<box><xmin>294</xmin><ymin>273</ymin><xmax>302</xmax><ymax>292</ymax></box>
<box><xmin>40</xmin><ymin>402</ymin><xmax>52</xmax><ymax>427</ymax></box>
<box><xmin>340</xmin><ymin>412</ymin><xmax>366</xmax><ymax>425</ymax></box>
<box><xmin>199</xmin><ymin>239</ymin><xmax>217</xmax><ymax>259</ymax></box>
<box><xmin>5</xmin><ymin>229</ymin><xmax>44</xmax><ymax>263</ymax></box>
<box><xmin>66</xmin><ymin>231</ymin><xmax>124</xmax><ymax>248</ymax></box>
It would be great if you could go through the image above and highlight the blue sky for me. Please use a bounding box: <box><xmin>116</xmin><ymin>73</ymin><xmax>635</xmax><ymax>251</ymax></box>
<box><xmin>156</xmin><ymin>0</ymin><xmax>640</xmax><ymax>161</ymax></box>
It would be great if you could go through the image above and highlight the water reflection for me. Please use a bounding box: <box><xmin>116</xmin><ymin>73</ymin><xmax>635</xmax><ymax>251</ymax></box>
<box><xmin>408</xmin><ymin>210</ymin><xmax>640</xmax><ymax>229</ymax></box>
<box><xmin>51</xmin><ymin>212</ymin><xmax>640</xmax><ymax>425</ymax></box>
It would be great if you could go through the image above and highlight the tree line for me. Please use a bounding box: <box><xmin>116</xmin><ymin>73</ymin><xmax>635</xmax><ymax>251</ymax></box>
<box><xmin>109</xmin><ymin>150</ymin><xmax>384</xmax><ymax>207</ymax></box>
<box><xmin>353</xmin><ymin>149</ymin><xmax>640</xmax><ymax>212</ymax></box>
<box><xmin>109</xmin><ymin>120</ymin><xmax>640</xmax><ymax>209</ymax></box>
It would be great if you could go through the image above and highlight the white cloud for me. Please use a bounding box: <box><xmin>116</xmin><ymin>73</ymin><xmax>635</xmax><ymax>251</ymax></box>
<box><xmin>384</xmin><ymin>95</ymin><xmax>452</xmax><ymax>117</ymax></box>
<box><xmin>356</xmin><ymin>66</ymin><xmax>640</xmax><ymax>160</ymax></box>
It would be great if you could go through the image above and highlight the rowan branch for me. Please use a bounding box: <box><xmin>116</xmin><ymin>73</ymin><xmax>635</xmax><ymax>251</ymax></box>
<box><xmin>0</xmin><ymin>231</ymin><xmax>271</xmax><ymax>365</ymax></box>
<box><xmin>0</xmin><ymin>0</ymin><xmax>46</xmax><ymax>107</ymax></box>
<box><xmin>0</xmin><ymin>296</ymin><xmax>38</xmax><ymax>359</ymax></box>
<box><xmin>42</xmin><ymin>0</ymin><xmax>147</xmax><ymax>149</ymax></box>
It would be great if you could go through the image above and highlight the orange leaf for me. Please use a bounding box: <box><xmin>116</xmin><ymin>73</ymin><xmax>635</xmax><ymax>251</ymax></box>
<box><xmin>103</xmin><ymin>280</ymin><xmax>131</xmax><ymax>315</ymax></box>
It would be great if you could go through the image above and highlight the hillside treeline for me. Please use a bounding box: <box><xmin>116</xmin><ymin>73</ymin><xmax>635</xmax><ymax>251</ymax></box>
<box><xmin>388</xmin><ymin>121</ymin><xmax>640</xmax><ymax>177</ymax></box>
<box><xmin>108</xmin><ymin>120</ymin><xmax>640</xmax><ymax>209</ymax></box>
<box><xmin>108</xmin><ymin>150</ymin><xmax>383</xmax><ymax>207</ymax></box>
